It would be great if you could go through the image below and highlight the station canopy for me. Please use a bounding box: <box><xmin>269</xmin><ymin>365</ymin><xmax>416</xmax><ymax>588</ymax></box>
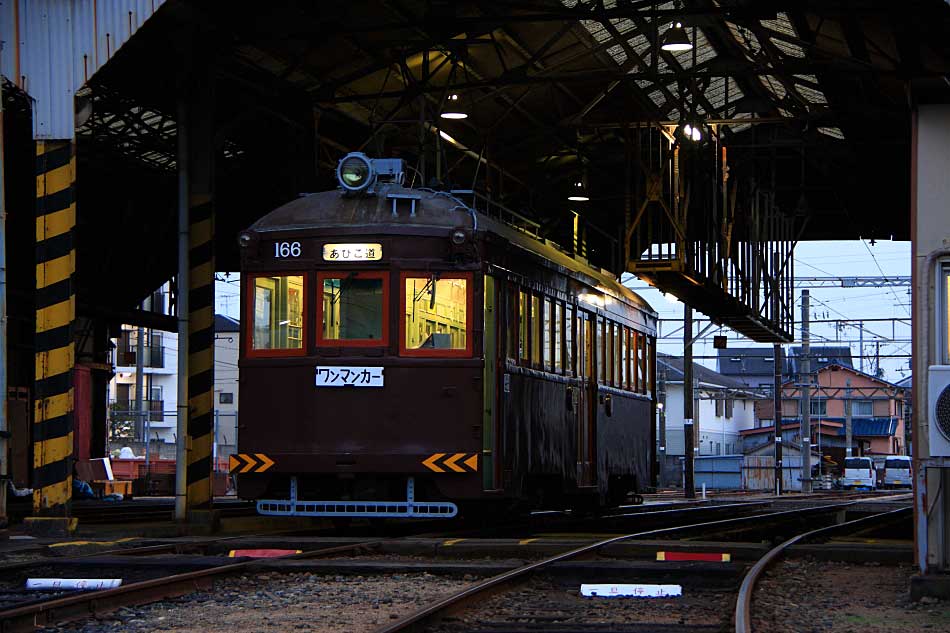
<box><xmin>32</xmin><ymin>0</ymin><xmax>950</xmax><ymax>315</ymax></box>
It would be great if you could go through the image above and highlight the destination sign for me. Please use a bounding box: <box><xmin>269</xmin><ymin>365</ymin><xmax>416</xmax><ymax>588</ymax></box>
<box><xmin>322</xmin><ymin>243</ymin><xmax>382</xmax><ymax>262</ymax></box>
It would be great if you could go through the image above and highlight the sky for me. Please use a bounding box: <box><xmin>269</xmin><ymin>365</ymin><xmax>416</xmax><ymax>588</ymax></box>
<box><xmin>216</xmin><ymin>238</ymin><xmax>912</xmax><ymax>383</ymax></box>
<box><xmin>622</xmin><ymin>239</ymin><xmax>912</xmax><ymax>383</ymax></box>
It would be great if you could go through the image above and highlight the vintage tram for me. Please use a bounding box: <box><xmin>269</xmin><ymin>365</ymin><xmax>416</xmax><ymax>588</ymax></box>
<box><xmin>235</xmin><ymin>153</ymin><xmax>658</xmax><ymax>518</ymax></box>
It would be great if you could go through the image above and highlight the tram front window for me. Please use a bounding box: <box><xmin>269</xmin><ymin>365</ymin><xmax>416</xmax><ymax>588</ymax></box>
<box><xmin>251</xmin><ymin>275</ymin><xmax>304</xmax><ymax>352</ymax></box>
<box><xmin>404</xmin><ymin>274</ymin><xmax>469</xmax><ymax>353</ymax></box>
<box><xmin>320</xmin><ymin>272</ymin><xmax>387</xmax><ymax>344</ymax></box>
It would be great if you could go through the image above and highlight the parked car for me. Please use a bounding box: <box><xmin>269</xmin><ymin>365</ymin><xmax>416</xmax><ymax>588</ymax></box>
<box><xmin>882</xmin><ymin>455</ymin><xmax>913</xmax><ymax>489</ymax></box>
<box><xmin>842</xmin><ymin>457</ymin><xmax>877</xmax><ymax>490</ymax></box>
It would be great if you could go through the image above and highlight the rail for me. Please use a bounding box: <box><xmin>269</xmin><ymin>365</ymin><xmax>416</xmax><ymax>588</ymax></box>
<box><xmin>372</xmin><ymin>501</ymin><xmax>870</xmax><ymax>633</ymax></box>
<box><xmin>0</xmin><ymin>536</ymin><xmax>412</xmax><ymax>632</ymax></box>
<box><xmin>734</xmin><ymin>506</ymin><xmax>911</xmax><ymax>633</ymax></box>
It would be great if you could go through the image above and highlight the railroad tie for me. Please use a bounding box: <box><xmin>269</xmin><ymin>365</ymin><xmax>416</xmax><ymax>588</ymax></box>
<box><xmin>187</xmin><ymin>192</ymin><xmax>214</xmax><ymax>510</ymax></box>
<box><xmin>33</xmin><ymin>140</ymin><xmax>77</xmax><ymax>515</ymax></box>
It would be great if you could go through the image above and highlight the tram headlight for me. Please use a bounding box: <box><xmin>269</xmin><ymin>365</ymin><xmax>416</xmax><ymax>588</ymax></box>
<box><xmin>337</xmin><ymin>152</ymin><xmax>375</xmax><ymax>192</ymax></box>
<box><xmin>451</xmin><ymin>228</ymin><xmax>467</xmax><ymax>245</ymax></box>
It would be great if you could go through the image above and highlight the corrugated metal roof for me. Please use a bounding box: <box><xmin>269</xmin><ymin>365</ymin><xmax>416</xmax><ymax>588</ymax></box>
<box><xmin>0</xmin><ymin>0</ymin><xmax>167</xmax><ymax>139</ymax></box>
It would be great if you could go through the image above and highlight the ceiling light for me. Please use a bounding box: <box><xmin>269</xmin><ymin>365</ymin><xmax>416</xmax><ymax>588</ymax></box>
<box><xmin>440</xmin><ymin>93</ymin><xmax>468</xmax><ymax>119</ymax></box>
<box><xmin>660</xmin><ymin>22</ymin><xmax>692</xmax><ymax>52</ymax></box>
<box><xmin>567</xmin><ymin>180</ymin><xmax>590</xmax><ymax>202</ymax></box>
<box><xmin>682</xmin><ymin>123</ymin><xmax>702</xmax><ymax>141</ymax></box>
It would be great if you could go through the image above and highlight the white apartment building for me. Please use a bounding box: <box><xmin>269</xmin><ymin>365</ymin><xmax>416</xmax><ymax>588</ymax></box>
<box><xmin>109</xmin><ymin>314</ymin><xmax>241</xmax><ymax>458</ymax></box>
<box><xmin>657</xmin><ymin>353</ymin><xmax>759</xmax><ymax>457</ymax></box>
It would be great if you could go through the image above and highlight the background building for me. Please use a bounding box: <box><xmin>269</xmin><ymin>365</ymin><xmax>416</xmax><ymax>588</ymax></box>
<box><xmin>657</xmin><ymin>354</ymin><xmax>759</xmax><ymax>484</ymax></box>
<box><xmin>108</xmin><ymin>314</ymin><xmax>240</xmax><ymax>468</ymax></box>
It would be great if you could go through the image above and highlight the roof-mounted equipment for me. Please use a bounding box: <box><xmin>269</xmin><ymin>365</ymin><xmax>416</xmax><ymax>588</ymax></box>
<box><xmin>337</xmin><ymin>152</ymin><xmax>405</xmax><ymax>195</ymax></box>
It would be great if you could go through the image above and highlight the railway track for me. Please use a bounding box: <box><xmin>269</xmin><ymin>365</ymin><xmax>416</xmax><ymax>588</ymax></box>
<box><xmin>0</xmin><ymin>498</ymin><xmax>911</xmax><ymax>632</ymax></box>
<box><xmin>373</xmin><ymin>503</ymin><xmax>912</xmax><ymax>633</ymax></box>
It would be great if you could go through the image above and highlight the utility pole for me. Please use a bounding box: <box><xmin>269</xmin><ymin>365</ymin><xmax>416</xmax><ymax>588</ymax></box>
<box><xmin>801</xmin><ymin>290</ymin><xmax>812</xmax><ymax>493</ymax></box>
<box><xmin>771</xmin><ymin>253</ymin><xmax>783</xmax><ymax>495</ymax></box>
<box><xmin>0</xmin><ymin>71</ymin><xmax>8</xmax><ymax>525</ymax></box>
<box><xmin>773</xmin><ymin>342</ymin><xmax>783</xmax><ymax>495</ymax></box>
<box><xmin>134</xmin><ymin>325</ymin><xmax>145</xmax><ymax>443</ymax></box>
<box><xmin>858</xmin><ymin>321</ymin><xmax>864</xmax><ymax>373</ymax></box>
<box><xmin>658</xmin><ymin>369</ymin><xmax>667</xmax><ymax>486</ymax></box>
<box><xmin>845</xmin><ymin>378</ymin><xmax>853</xmax><ymax>458</ymax></box>
<box><xmin>683</xmin><ymin>304</ymin><xmax>695</xmax><ymax>499</ymax></box>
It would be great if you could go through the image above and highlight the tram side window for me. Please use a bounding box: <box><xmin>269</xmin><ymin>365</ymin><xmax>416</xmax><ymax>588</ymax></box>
<box><xmin>403</xmin><ymin>274</ymin><xmax>469</xmax><ymax>353</ymax></box>
<box><xmin>596</xmin><ymin>318</ymin><xmax>604</xmax><ymax>384</ymax></box>
<box><xmin>637</xmin><ymin>336</ymin><xmax>650</xmax><ymax>393</ymax></box>
<box><xmin>519</xmin><ymin>291</ymin><xmax>528</xmax><ymax>363</ymax></box>
<box><xmin>543</xmin><ymin>298</ymin><xmax>553</xmax><ymax>371</ymax></box>
<box><xmin>506</xmin><ymin>286</ymin><xmax>517</xmax><ymax>361</ymax></box>
<box><xmin>554</xmin><ymin>302</ymin><xmax>563</xmax><ymax>373</ymax></box>
<box><xmin>531</xmin><ymin>294</ymin><xmax>542</xmax><ymax>368</ymax></box>
<box><xmin>564</xmin><ymin>305</ymin><xmax>574</xmax><ymax>375</ymax></box>
<box><xmin>631</xmin><ymin>330</ymin><xmax>639</xmax><ymax>392</ymax></box>
<box><xmin>251</xmin><ymin>275</ymin><xmax>304</xmax><ymax>353</ymax></box>
<box><xmin>620</xmin><ymin>327</ymin><xmax>627</xmax><ymax>390</ymax></box>
<box><xmin>605</xmin><ymin>322</ymin><xmax>614</xmax><ymax>387</ymax></box>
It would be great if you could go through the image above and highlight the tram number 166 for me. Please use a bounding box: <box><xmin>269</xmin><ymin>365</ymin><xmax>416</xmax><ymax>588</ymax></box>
<box><xmin>274</xmin><ymin>241</ymin><xmax>302</xmax><ymax>258</ymax></box>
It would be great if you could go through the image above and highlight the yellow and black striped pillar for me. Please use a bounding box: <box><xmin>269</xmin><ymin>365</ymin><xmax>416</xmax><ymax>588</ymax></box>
<box><xmin>186</xmin><ymin>193</ymin><xmax>214</xmax><ymax>510</ymax></box>
<box><xmin>33</xmin><ymin>140</ymin><xmax>76</xmax><ymax>516</ymax></box>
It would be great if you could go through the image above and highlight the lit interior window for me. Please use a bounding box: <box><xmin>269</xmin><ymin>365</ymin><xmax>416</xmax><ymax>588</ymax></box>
<box><xmin>944</xmin><ymin>264</ymin><xmax>950</xmax><ymax>364</ymax></box>
<box><xmin>404</xmin><ymin>275</ymin><xmax>468</xmax><ymax>351</ymax></box>
<box><xmin>321</xmin><ymin>274</ymin><xmax>385</xmax><ymax>342</ymax></box>
<box><xmin>252</xmin><ymin>275</ymin><xmax>304</xmax><ymax>351</ymax></box>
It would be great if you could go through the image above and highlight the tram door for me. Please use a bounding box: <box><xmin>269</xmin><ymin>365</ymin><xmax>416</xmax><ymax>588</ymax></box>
<box><xmin>576</xmin><ymin>310</ymin><xmax>596</xmax><ymax>487</ymax></box>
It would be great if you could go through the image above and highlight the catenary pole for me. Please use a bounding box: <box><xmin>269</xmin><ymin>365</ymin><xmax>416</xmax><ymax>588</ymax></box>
<box><xmin>801</xmin><ymin>290</ymin><xmax>812</xmax><ymax>493</ymax></box>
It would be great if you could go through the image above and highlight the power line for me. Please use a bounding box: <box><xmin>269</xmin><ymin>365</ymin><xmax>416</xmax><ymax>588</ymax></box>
<box><xmin>861</xmin><ymin>239</ymin><xmax>911</xmax><ymax>316</ymax></box>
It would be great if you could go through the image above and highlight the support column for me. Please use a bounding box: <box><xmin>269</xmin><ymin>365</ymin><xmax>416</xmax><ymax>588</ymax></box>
<box><xmin>683</xmin><ymin>304</ymin><xmax>695</xmax><ymax>499</ymax></box>
<box><xmin>801</xmin><ymin>290</ymin><xmax>812</xmax><ymax>493</ymax></box>
<box><xmin>184</xmin><ymin>73</ymin><xmax>216</xmax><ymax>516</ymax></box>
<box><xmin>31</xmin><ymin>140</ymin><xmax>77</xmax><ymax>533</ymax></box>
<box><xmin>773</xmin><ymin>343</ymin><xmax>783</xmax><ymax>496</ymax></box>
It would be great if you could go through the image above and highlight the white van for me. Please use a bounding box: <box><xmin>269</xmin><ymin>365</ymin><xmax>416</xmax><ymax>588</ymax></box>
<box><xmin>883</xmin><ymin>456</ymin><xmax>913</xmax><ymax>489</ymax></box>
<box><xmin>842</xmin><ymin>457</ymin><xmax>876</xmax><ymax>490</ymax></box>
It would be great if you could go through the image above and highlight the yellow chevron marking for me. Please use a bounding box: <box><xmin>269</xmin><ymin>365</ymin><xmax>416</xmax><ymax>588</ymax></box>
<box><xmin>422</xmin><ymin>453</ymin><xmax>446</xmax><ymax>473</ymax></box>
<box><xmin>254</xmin><ymin>453</ymin><xmax>275</xmax><ymax>473</ymax></box>
<box><xmin>36</xmin><ymin>204</ymin><xmax>76</xmax><ymax>241</ymax></box>
<box><xmin>36</xmin><ymin>298</ymin><xmax>74</xmax><ymax>333</ymax></box>
<box><xmin>463</xmin><ymin>454</ymin><xmax>479</xmax><ymax>471</ymax></box>
<box><xmin>35</xmin><ymin>344</ymin><xmax>74</xmax><ymax>380</ymax></box>
<box><xmin>239</xmin><ymin>455</ymin><xmax>256</xmax><ymax>474</ymax></box>
<box><xmin>36</xmin><ymin>160</ymin><xmax>74</xmax><ymax>197</ymax></box>
<box><xmin>442</xmin><ymin>539</ymin><xmax>465</xmax><ymax>546</ymax></box>
<box><xmin>34</xmin><ymin>389</ymin><xmax>74</xmax><ymax>422</ymax></box>
<box><xmin>36</xmin><ymin>252</ymin><xmax>75</xmax><ymax>289</ymax></box>
<box><xmin>229</xmin><ymin>454</ymin><xmax>244</xmax><ymax>473</ymax></box>
<box><xmin>190</xmin><ymin>218</ymin><xmax>213</xmax><ymax>248</ymax></box>
<box><xmin>443</xmin><ymin>452</ymin><xmax>466</xmax><ymax>473</ymax></box>
<box><xmin>33</xmin><ymin>432</ymin><xmax>73</xmax><ymax>468</ymax></box>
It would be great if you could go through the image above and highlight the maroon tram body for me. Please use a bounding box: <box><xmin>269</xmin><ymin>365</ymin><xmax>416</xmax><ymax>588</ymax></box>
<box><xmin>236</xmin><ymin>183</ymin><xmax>657</xmax><ymax>517</ymax></box>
